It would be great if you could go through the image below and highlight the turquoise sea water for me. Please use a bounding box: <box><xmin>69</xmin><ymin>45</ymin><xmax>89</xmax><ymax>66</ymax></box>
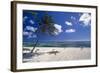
<box><xmin>23</xmin><ymin>41</ymin><xmax>91</xmax><ymax>48</ymax></box>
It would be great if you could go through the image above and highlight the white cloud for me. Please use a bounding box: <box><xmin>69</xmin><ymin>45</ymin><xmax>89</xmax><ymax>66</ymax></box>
<box><xmin>53</xmin><ymin>30</ymin><xmax>59</xmax><ymax>35</ymax></box>
<box><xmin>53</xmin><ymin>24</ymin><xmax>63</xmax><ymax>35</ymax></box>
<box><xmin>26</xmin><ymin>26</ymin><xmax>37</xmax><ymax>32</ymax></box>
<box><xmin>65</xmin><ymin>21</ymin><xmax>72</xmax><ymax>26</ymax></box>
<box><xmin>28</xmin><ymin>34</ymin><xmax>37</xmax><ymax>38</ymax></box>
<box><xmin>23</xmin><ymin>31</ymin><xmax>29</xmax><ymax>36</ymax></box>
<box><xmin>23</xmin><ymin>31</ymin><xmax>32</xmax><ymax>36</ymax></box>
<box><xmin>23</xmin><ymin>16</ymin><xmax>28</xmax><ymax>21</ymax></box>
<box><xmin>29</xmin><ymin>20</ymin><xmax>34</xmax><ymax>24</ymax></box>
<box><xmin>65</xmin><ymin>29</ymin><xmax>76</xmax><ymax>33</ymax></box>
<box><xmin>79</xmin><ymin>13</ymin><xmax>91</xmax><ymax>26</ymax></box>
<box><xmin>54</xmin><ymin>24</ymin><xmax>62</xmax><ymax>33</ymax></box>
<box><xmin>23</xmin><ymin>31</ymin><xmax>37</xmax><ymax>38</ymax></box>
<box><xmin>71</xmin><ymin>16</ymin><xmax>76</xmax><ymax>20</ymax></box>
<box><xmin>24</xmin><ymin>26</ymin><xmax>38</xmax><ymax>38</ymax></box>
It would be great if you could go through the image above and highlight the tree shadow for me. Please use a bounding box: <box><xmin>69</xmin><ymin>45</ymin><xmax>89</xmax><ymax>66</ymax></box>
<box><xmin>23</xmin><ymin>52</ymin><xmax>45</xmax><ymax>59</ymax></box>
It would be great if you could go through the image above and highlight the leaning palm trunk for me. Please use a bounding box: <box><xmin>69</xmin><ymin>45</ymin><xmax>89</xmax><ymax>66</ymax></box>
<box><xmin>30</xmin><ymin>39</ymin><xmax>38</xmax><ymax>53</ymax></box>
<box><xmin>30</xmin><ymin>27</ymin><xmax>39</xmax><ymax>53</ymax></box>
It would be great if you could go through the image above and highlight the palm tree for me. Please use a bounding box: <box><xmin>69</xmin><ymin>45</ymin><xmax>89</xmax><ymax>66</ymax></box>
<box><xmin>30</xmin><ymin>11</ymin><xmax>58</xmax><ymax>53</ymax></box>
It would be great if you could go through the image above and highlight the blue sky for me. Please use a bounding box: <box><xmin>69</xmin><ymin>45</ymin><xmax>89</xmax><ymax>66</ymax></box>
<box><xmin>23</xmin><ymin>10</ymin><xmax>91</xmax><ymax>42</ymax></box>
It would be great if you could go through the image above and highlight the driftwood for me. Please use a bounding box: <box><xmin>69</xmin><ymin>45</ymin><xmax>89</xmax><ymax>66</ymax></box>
<box><xmin>47</xmin><ymin>49</ymin><xmax>59</xmax><ymax>55</ymax></box>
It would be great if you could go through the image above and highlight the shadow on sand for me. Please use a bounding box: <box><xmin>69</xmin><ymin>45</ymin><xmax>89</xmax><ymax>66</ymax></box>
<box><xmin>23</xmin><ymin>52</ymin><xmax>45</xmax><ymax>59</ymax></box>
<box><xmin>23</xmin><ymin>49</ymin><xmax>60</xmax><ymax>59</ymax></box>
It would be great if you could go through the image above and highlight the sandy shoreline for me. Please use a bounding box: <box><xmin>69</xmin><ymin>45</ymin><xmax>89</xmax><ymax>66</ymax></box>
<box><xmin>23</xmin><ymin>47</ymin><xmax>91</xmax><ymax>63</ymax></box>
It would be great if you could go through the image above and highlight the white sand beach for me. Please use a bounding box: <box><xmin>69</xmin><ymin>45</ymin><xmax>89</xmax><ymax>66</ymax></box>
<box><xmin>23</xmin><ymin>47</ymin><xmax>91</xmax><ymax>63</ymax></box>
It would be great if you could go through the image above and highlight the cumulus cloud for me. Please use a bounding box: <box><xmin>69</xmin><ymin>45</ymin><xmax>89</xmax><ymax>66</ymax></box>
<box><xmin>23</xmin><ymin>31</ymin><xmax>37</xmax><ymax>38</ymax></box>
<box><xmin>79</xmin><ymin>13</ymin><xmax>91</xmax><ymax>26</ymax></box>
<box><xmin>65</xmin><ymin>21</ymin><xmax>72</xmax><ymax>26</ymax></box>
<box><xmin>29</xmin><ymin>20</ymin><xmax>34</xmax><ymax>24</ymax></box>
<box><xmin>23</xmin><ymin>16</ymin><xmax>28</xmax><ymax>21</ymax></box>
<box><xmin>53</xmin><ymin>24</ymin><xmax>63</xmax><ymax>35</ymax></box>
<box><xmin>54</xmin><ymin>24</ymin><xmax>62</xmax><ymax>33</ymax></box>
<box><xmin>26</xmin><ymin>26</ymin><xmax>37</xmax><ymax>32</ymax></box>
<box><xmin>28</xmin><ymin>34</ymin><xmax>37</xmax><ymax>38</ymax></box>
<box><xmin>24</xmin><ymin>26</ymin><xmax>38</xmax><ymax>38</ymax></box>
<box><xmin>23</xmin><ymin>31</ymin><xmax>29</xmax><ymax>36</ymax></box>
<box><xmin>71</xmin><ymin>16</ymin><xmax>76</xmax><ymax>20</ymax></box>
<box><xmin>23</xmin><ymin>31</ymin><xmax>32</xmax><ymax>36</ymax></box>
<box><xmin>65</xmin><ymin>29</ymin><xmax>76</xmax><ymax>33</ymax></box>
